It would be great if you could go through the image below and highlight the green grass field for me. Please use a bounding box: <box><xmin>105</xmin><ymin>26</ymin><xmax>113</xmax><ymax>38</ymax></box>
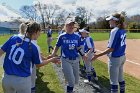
<box><xmin>0</xmin><ymin>32</ymin><xmax>140</xmax><ymax>93</ymax></box>
<box><xmin>93</xmin><ymin>60</ymin><xmax>140</xmax><ymax>93</ymax></box>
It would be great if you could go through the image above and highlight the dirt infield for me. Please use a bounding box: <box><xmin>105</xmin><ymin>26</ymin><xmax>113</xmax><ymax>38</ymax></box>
<box><xmin>94</xmin><ymin>39</ymin><xmax>140</xmax><ymax>79</ymax></box>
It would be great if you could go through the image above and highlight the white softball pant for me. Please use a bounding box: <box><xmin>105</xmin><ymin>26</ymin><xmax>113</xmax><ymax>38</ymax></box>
<box><xmin>2</xmin><ymin>73</ymin><xmax>31</xmax><ymax>93</ymax></box>
<box><xmin>84</xmin><ymin>52</ymin><xmax>94</xmax><ymax>73</ymax></box>
<box><xmin>31</xmin><ymin>65</ymin><xmax>36</xmax><ymax>88</ymax></box>
<box><xmin>108</xmin><ymin>55</ymin><xmax>126</xmax><ymax>85</ymax></box>
<box><xmin>61</xmin><ymin>57</ymin><xmax>80</xmax><ymax>87</ymax></box>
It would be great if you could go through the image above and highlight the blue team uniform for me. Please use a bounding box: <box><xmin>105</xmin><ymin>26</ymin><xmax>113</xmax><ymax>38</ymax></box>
<box><xmin>84</xmin><ymin>36</ymin><xmax>94</xmax><ymax>53</ymax></box>
<box><xmin>56</xmin><ymin>33</ymin><xmax>80</xmax><ymax>59</ymax></box>
<box><xmin>74</xmin><ymin>32</ymin><xmax>84</xmax><ymax>49</ymax></box>
<box><xmin>107</xmin><ymin>27</ymin><xmax>126</xmax><ymax>57</ymax></box>
<box><xmin>47</xmin><ymin>29</ymin><xmax>52</xmax><ymax>37</ymax></box>
<box><xmin>56</xmin><ymin>32</ymin><xmax>81</xmax><ymax>92</ymax></box>
<box><xmin>107</xmin><ymin>27</ymin><xmax>126</xmax><ymax>93</ymax></box>
<box><xmin>83</xmin><ymin>36</ymin><xmax>97</xmax><ymax>81</ymax></box>
<box><xmin>1</xmin><ymin>36</ymin><xmax>42</xmax><ymax>77</ymax></box>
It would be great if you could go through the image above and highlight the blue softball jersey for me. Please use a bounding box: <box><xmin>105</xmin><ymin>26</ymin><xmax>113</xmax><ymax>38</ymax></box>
<box><xmin>84</xmin><ymin>36</ymin><xmax>94</xmax><ymax>53</ymax></box>
<box><xmin>56</xmin><ymin>33</ymin><xmax>80</xmax><ymax>58</ymax></box>
<box><xmin>75</xmin><ymin>32</ymin><xmax>85</xmax><ymax>47</ymax></box>
<box><xmin>1</xmin><ymin>36</ymin><xmax>42</xmax><ymax>77</ymax></box>
<box><xmin>107</xmin><ymin>27</ymin><xmax>126</xmax><ymax>57</ymax></box>
<box><xmin>47</xmin><ymin>29</ymin><xmax>52</xmax><ymax>37</ymax></box>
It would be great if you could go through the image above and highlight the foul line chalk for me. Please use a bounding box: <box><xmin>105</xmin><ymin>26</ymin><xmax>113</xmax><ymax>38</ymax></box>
<box><xmin>95</xmin><ymin>49</ymin><xmax>140</xmax><ymax>66</ymax></box>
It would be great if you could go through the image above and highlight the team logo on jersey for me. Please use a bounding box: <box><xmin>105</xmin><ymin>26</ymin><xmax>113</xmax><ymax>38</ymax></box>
<box><xmin>62</xmin><ymin>36</ymin><xmax>66</xmax><ymax>39</ymax></box>
<box><xmin>63</xmin><ymin>40</ymin><xmax>78</xmax><ymax>44</ymax></box>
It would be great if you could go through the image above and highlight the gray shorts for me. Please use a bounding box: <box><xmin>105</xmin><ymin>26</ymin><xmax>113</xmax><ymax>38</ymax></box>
<box><xmin>2</xmin><ymin>73</ymin><xmax>31</xmax><ymax>93</ymax></box>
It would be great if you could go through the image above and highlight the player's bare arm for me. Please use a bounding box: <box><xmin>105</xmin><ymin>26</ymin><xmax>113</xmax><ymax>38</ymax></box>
<box><xmin>36</xmin><ymin>56</ymin><xmax>60</xmax><ymax>67</ymax></box>
<box><xmin>51</xmin><ymin>46</ymin><xmax>59</xmax><ymax>57</ymax></box>
<box><xmin>77</xmin><ymin>47</ymin><xmax>87</xmax><ymax>61</ymax></box>
<box><xmin>0</xmin><ymin>49</ymin><xmax>4</xmax><ymax>57</ymax></box>
<box><xmin>92</xmin><ymin>48</ymin><xmax>114</xmax><ymax>61</ymax></box>
<box><xmin>85</xmin><ymin>48</ymin><xmax>93</xmax><ymax>57</ymax></box>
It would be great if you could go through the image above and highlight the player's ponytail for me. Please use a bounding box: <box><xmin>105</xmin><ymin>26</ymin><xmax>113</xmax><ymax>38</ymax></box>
<box><xmin>26</xmin><ymin>22</ymin><xmax>41</xmax><ymax>50</ymax></box>
<box><xmin>16</xmin><ymin>22</ymin><xmax>41</xmax><ymax>50</ymax></box>
<box><xmin>16</xmin><ymin>23</ymin><xmax>27</xmax><ymax>47</ymax></box>
<box><xmin>19</xmin><ymin>23</ymin><xmax>27</xmax><ymax>35</ymax></box>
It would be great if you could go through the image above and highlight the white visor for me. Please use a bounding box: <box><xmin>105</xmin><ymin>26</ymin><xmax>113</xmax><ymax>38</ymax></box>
<box><xmin>79</xmin><ymin>29</ymin><xmax>89</xmax><ymax>33</ymax></box>
<box><xmin>106</xmin><ymin>16</ymin><xmax>119</xmax><ymax>21</ymax></box>
<box><xmin>65</xmin><ymin>18</ymin><xmax>76</xmax><ymax>24</ymax></box>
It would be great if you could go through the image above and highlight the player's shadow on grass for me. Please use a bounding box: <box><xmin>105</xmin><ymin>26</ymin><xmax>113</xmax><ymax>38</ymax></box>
<box><xmin>97</xmin><ymin>76</ymin><xmax>110</xmax><ymax>90</ymax></box>
<box><xmin>79</xmin><ymin>65</ymin><xmax>110</xmax><ymax>93</ymax></box>
<box><xmin>36</xmin><ymin>69</ymin><xmax>55</xmax><ymax>93</ymax></box>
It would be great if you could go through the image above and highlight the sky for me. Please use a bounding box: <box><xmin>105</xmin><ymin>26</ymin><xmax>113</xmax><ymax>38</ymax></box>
<box><xmin>0</xmin><ymin>0</ymin><xmax>33</xmax><ymax>10</ymax></box>
<box><xmin>0</xmin><ymin>0</ymin><xmax>140</xmax><ymax>21</ymax></box>
<box><xmin>0</xmin><ymin>0</ymin><xmax>75</xmax><ymax>10</ymax></box>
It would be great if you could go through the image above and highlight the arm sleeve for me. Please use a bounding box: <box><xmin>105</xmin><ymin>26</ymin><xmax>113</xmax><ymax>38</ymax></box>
<box><xmin>1</xmin><ymin>36</ymin><xmax>13</xmax><ymax>52</ymax></box>
<box><xmin>32</xmin><ymin>45</ymin><xmax>43</xmax><ymax>64</ymax></box>
<box><xmin>107</xmin><ymin>30</ymin><xmax>118</xmax><ymax>48</ymax></box>
<box><xmin>77</xmin><ymin>36</ymin><xmax>81</xmax><ymax>47</ymax></box>
<box><xmin>56</xmin><ymin>36</ymin><xmax>62</xmax><ymax>47</ymax></box>
<box><xmin>86</xmin><ymin>37</ymin><xmax>93</xmax><ymax>49</ymax></box>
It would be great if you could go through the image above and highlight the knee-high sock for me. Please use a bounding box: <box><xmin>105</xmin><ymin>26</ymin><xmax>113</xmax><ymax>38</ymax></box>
<box><xmin>67</xmin><ymin>86</ymin><xmax>73</xmax><ymax>92</ymax></box>
<box><xmin>111</xmin><ymin>84</ymin><xmax>118</xmax><ymax>93</ymax></box>
<box><xmin>86</xmin><ymin>72</ymin><xmax>91</xmax><ymax>81</ymax></box>
<box><xmin>91</xmin><ymin>67</ymin><xmax>97</xmax><ymax>77</ymax></box>
<box><xmin>31</xmin><ymin>87</ymin><xmax>36</xmax><ymax>93</ymax></box>
<box><xmin>119</xmin><ymin>81</ymin><xmax>125</xmax><ymax>93</ymax></box>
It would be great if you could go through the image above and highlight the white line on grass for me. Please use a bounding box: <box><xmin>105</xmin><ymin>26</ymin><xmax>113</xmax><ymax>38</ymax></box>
<box><xmin>95</xmin><ymin>49</ymin><xmax>140</xmax><ymax>66</ymax></box>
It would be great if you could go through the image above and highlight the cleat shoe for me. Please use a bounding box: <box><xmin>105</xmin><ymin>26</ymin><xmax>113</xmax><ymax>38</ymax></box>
<box><xmin>84</xmin><ymin>79</ymin><xmax>90</xmax><ymax>83</ymax></box>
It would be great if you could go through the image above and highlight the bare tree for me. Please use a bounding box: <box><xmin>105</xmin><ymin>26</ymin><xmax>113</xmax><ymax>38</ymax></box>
<box><xmin>34</xmin><ymin>2</ymin><xmax>46</xmax><ymax>30</ymax></box>
<box><xmin>55</xmin><ymin>9</ymin><xmax>68</xmax><ymax>25</ymax></box>
<box><xmin>86</xmin><ymin>9</ymin><xmax>94</xmax><ymax>24</ymax></box>
<box><xmin>76</xmin><ymin>7</ymin><xmax>86</xmax><ymax>18</ymax></box>
<box><xmin>43</xmin><ymin>4</ymin><xmax>61</xmax><ymax>24</ymax></box>
<box><xmin>75</xmin><ymin>7</ymin><xmax>87</xmax><ymax>28</ymax></box>
<box><xmin>34</xmin><ymin>1</ymin><xmax>61</xmax><ymax>27</ymax></box>
<box><xmin>20</xmin><ymin>5</ymin><xmax>38</xmax><ymax>21</ymax></box>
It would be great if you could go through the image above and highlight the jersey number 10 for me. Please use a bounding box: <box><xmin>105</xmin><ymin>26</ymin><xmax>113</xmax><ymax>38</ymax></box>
<box><xmin>8</xmin><ymin>45</ymin><xmax>24</xmax><ymax>65</ymax></box>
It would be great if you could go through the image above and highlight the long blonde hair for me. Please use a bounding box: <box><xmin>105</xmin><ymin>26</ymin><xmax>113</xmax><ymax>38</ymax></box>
<box><xmin>19</xmin><ymin>23</ymin><xmax>27</xmax><ymax>35</ymax></box>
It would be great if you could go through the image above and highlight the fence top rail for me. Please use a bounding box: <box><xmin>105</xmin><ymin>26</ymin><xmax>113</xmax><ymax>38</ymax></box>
<box><xmin>1</xmin><ymin>28</ymin><xmax>140</xmax><ymax>32</ymax></box>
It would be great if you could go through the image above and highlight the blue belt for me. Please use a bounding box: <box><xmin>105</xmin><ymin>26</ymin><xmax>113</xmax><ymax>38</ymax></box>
<box><xmin>63</xmin><ymin>57</ymin><xmax>76</xmax><ymax>60</ymax></box>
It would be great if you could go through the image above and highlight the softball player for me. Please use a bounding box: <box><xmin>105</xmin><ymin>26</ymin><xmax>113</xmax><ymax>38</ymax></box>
<box><xmin>58</xmin><ymin>25</ymin><xmax>64</xmax><ymax>36</ymax></box>
<box><xmin>92</xmin><ymin>13</ymin><xmax>126</xmax><ymax>93</ymax></box>
<box><xmin>18</xmin><ymin>22</ymin><xmax>37</xmax><ymax>93</ymax></box>
<box><xmin>18</xmin><ymin>23</ymin><xmax>27</xmax><ymax>36</ymax></box>
<box><xmin>50</xmin><ymin>18</ymin><xmax>86</xmax><ymax>93</ymax></box>
<box><xmin>46</xmin><ymin>25</ymin><xmax>53</xmax><ymax>53</ymax></box>
<box><xmin>79</xmin><ymin>27</ymin><xmax>98</xmax><ymax>82</ymax></box>
<box><xmin>0</xmin><ymin>22</ymin><xmax>60</xmax><ymax>93</ymax></box>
